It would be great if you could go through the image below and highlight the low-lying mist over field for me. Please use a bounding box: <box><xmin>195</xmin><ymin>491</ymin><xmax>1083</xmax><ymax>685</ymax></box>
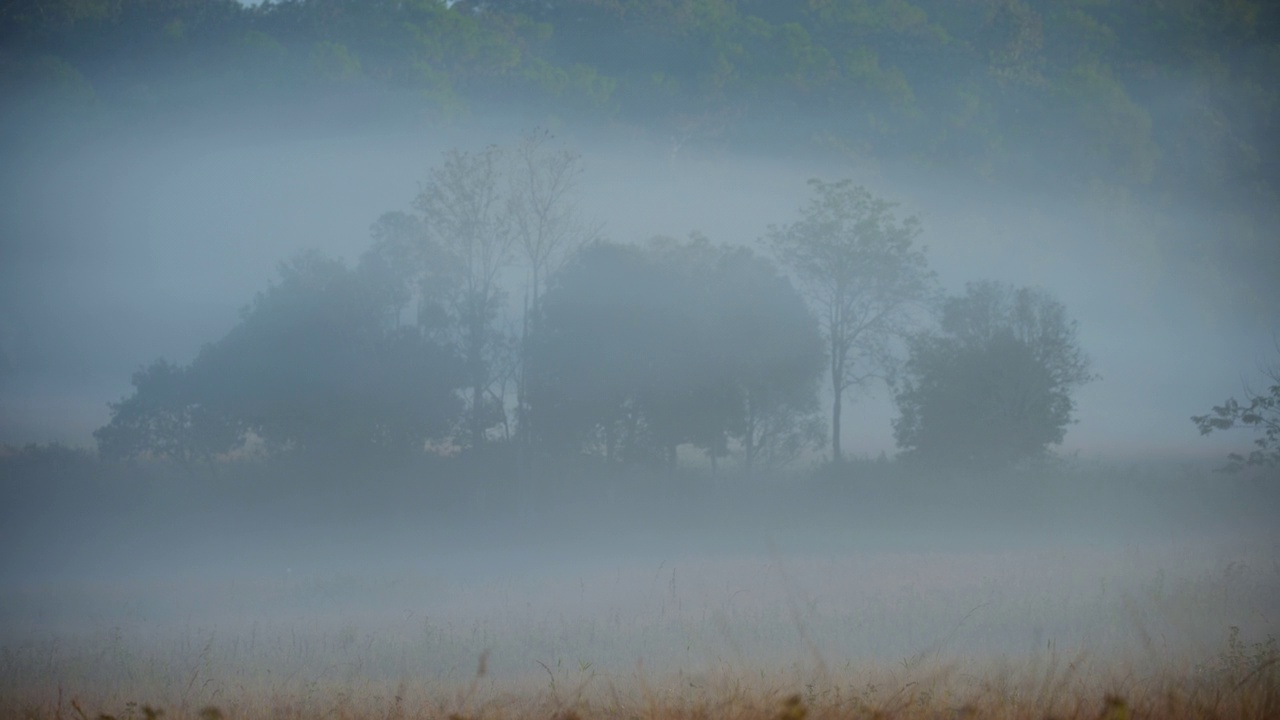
<box><xmin>3</xmin><ymin>451</ymin><xmax>1277</xmax><ymax>715</ymax></box>
<box><xmin>2</xmin><ymin>1</ymin><xmax>1279</xmax><ymax>718</ymax></box>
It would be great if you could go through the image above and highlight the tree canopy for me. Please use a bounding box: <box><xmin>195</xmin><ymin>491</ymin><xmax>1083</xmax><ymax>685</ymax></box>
<box><xmin>5</xmin><ymin>0</ymin><xmax>1276</xmax><ymax>198</ymax></box>
<box><xmin>527</xmin><ymin>236</ymin><xmax>825</xmax><ymax>471</ymax></box>
<box><xmin>95</xmin><ymin>251</ymin><xmax>465</xmax><ymax>463</ymax></box>
<box><xmin>93</xmin><ymin>358</ymin><xmax>241</xmax><ymax>464</ymax></box>
<box><xmin>892</xmin><ymin>281</ymin><xmax>1096</xmax><ymax>471</ymax></box>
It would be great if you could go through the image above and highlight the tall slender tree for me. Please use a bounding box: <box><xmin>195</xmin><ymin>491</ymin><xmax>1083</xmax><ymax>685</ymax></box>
<box><xmin>415</xmin><ymin>145</ymin><xmax>514</xmax><ymax>450</ymax></box>
<box><xmin>767</xmin><ymin>179</ymin><xmax>935</xmax><ymax>464</ymax></box>
<box><xmin>506</xmin><ymin>129</ymin><xmax>597</xmax><ymax>462</ymax></box>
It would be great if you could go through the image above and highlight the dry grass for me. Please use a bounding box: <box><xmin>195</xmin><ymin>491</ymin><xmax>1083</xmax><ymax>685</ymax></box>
<box><xmin>3</xmin><ymin>584</ymin><xmax>1276</xmax><ymax>720</ymax></box>
<box><xmin>2</xmin><ymin>528</ymin><xmax>1275</xmax><ymax>720</ymax></box>
<box><xmin>4</xmin><ymin>649</ymin><xmax>1277</xmax><ymax>720</ymax></box>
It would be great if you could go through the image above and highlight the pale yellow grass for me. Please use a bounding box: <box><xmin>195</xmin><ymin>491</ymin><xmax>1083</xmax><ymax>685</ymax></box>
<box><xmin>6</xmin><ymin>654</ymin><xmax>1277</xmax><ymax>720</ymax></box>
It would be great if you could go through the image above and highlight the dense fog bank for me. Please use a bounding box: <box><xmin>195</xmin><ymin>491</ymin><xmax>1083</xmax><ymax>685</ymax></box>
<box><xmin>2</xmin><ymin>456</ymin><xmax>1276</xmax><ymax>700</ymax></box>
<box><xmin>4</xmin><ymin>450</ymin><xmax>1276</xmax><ymax>583</ymax></box>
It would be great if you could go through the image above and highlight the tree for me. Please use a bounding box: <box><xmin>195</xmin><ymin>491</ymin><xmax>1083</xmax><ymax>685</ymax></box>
<box><xmin>766</xmin><ymin>179</ymin><xmax>935</xmax><ymax>464</ymax></box>
<box><xmin>1193</xmin><ymin>346</ymin><xmax>1280</xmax><ymax>473</ymax></box>
<box><xmin>96</xmin><ymin>251</ymin><xmax>465</xmax><ymax>462</ymax></box>
<box><xmin>198</xmin><ymin>251</ymin><xmax>466</xmax><ymax>458</ymax></box>
<box><xmin>507</xmin><ymin>128</ymin><xmax>595</xmax><ymax>312</ymax></box>
<box><xmin>505</xmin><ymin>129</ymin><xmax>597</xmax><ymax>461</ymax></box>
<box><xmin>94</xmin><ymin>358</ymin><xmax>241</xmax><ymax>464</ymax></box>
<box><xmin>710</xmin><ymin>243</ymin><xmax>826</xmax><ymax>474</ymax></box>
<box><xmin>414</xmin><ymin>145</ymin><xmax>515</xmax><ymax>451</ymax></box>
<box><xmin>528</xmin><ymin>236</ymin><xmax>824</xmax><ymax>472</ymax></box>
<box><xmin>370</xmin><ymin>136</ymin><xmax>596</xmax><ymax>457</ymax></box>
<box><xmin>527</xmin><ymin>240</ymin><xmax>699</xmax><ymax>467</ymax></box>
<box><xmin>892</xmin><ymin>281</ymin><xmax>1096</xmax><ymax>471</ymax></box>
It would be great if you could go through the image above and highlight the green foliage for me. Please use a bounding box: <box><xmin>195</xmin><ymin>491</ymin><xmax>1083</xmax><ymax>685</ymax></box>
<box><xmin>4</xmin><ymin>0</ymin><xmax>1278</xmax><ymax>236</ymax></box>
<box><xmin>893</xmin><ymin>281</ymin><xmax>1096</xmax><ymax>472</ymax></box>
<box><xmin>1193</xmin><ymin>353</ymin><xmax>1280</xmax><ymax>472</ymax></box>
<box><xmin>1054</xmin><ymin>60</ymin><xmax>1159</xmax><ymax>186</ymax></box>
<box><xmin>309</xmin><ymin>41</ymin><xmax>361</xmax><ymax>83</ymax></box>
<box><xmin>0</xmin><ymin>52</ymin><xmax>96</xmax><ymax>131</ymax></box>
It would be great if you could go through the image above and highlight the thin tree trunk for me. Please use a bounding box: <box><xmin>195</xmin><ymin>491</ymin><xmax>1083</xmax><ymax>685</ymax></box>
<box><xmin>517</xmin><ymin>290</ymin><xmax>529</xmax><ymax>479</ymax></box>
<box><xmin>831</xmin><ymin>330</ymin><xmax>844</xmax><ymax>464</ymax></box>
<box><xmin>832</xmin><ymin>391</ymin><xmax>842</xmax><ymax>464</ymax></box>
<box><xmin>469</xmin><ymin>304</ymin><xmax>486</xmax><ymax>450</ymax></box>
<box><xmin>472</xmin><ymin>382</ymin><xmax>484</xmax><ymax>449</ymax></box>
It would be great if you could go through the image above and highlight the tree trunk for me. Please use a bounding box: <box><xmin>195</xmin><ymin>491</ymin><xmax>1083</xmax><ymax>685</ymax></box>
<box><xmin>831</xmin><ymin>359</ymin><xmax>843</xmax><ymax>464</ymax></box>
<box><xmin>516</xmin><ymin>290</ymin><xmax>530</xmax><ymax>479</ymax></box>
<box><xmin>832</xmin><ymin>392</ymin><xmax>842</xmax><ymax>464</ymax></box>
<box><xmin>469</xmin><ymin>307</ymin><xmax>486</xmax><ymax>450</ymax></box>
<box><xmin>829</xmin><ymin>316</ymin><xmax>845</xmax><ymax>465</ymax></box>
<box><xmin>471</xmin><ymin>381</ymin><xmax>484</xmax><ymax>450</ymax></box>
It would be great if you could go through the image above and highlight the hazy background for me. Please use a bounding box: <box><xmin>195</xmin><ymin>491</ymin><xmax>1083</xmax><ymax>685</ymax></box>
<box><xmin>1</xmin><ymin>0</ymin><xmax>1278</xmax><ymax>708</ymax></box>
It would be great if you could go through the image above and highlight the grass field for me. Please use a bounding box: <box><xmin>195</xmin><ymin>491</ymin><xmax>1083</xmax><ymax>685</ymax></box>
<box><xmin>2</xmin><ymin>456</ymin><xmax>1277</xmax><ymax>719</ymax></box>
<box><xmin>2</xmin><ymin>533</ymin><xmax>1276</xmax><ymax>719</ymax></box>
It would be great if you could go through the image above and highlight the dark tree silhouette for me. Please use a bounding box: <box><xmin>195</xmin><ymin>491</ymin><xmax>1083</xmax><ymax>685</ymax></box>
<box><xmin>95</xmin><ymin>251</ymin><xmax>465</xmax><ymax>462</ymax></box>
<box><xmin>893</xmin><ymin>281</ymin><xmax>1096</xmax><ymax>472</ymax></box>
<box><xmin>708</xmin><ymin>243</ymin><xmax>826</xmax><ymax>474</ymax></box>
<box><xmin>528</xmin><ymin>236</ymin><xmax>824</xmax><ymax>471</ymax></box>
<box><xmin>196</xmin><ymin>251</ymin><xmax>465</xmax><ymax>457</ymax></box>
<box><xmin>1193</xmin><ymin>345</ymin><xmax>1280</xmax><ymax>473</ymax></box>
<box><xmin>527</xmin><ymin>241</ymin><xmax>689</xmax><ymax>466</ymax></box>
<box><xmin>94</xmin><ymin>358</ymin><xmax>240</xmax><ymax>464</ymax></box>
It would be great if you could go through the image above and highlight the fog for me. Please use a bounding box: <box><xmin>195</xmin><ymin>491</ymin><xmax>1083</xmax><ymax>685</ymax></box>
<box><xmin>2</xmin><ymin>3</ymin><xmax>1279</xmax><ymax>712</ymax></box>
<box><xmin>3</xmin><ymin>124</ymin><xmax>1271</xmax><ymax>456</ymax></box>
<box><xmin>3</xmin><ymin>447</ymin><xmax>1277</xmax><ymax>688</ymax></box>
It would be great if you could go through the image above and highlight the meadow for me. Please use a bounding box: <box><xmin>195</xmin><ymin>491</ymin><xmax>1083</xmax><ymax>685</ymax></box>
<box><xmin>2</xmin><ymin>453</ymin><xmax>1277</xmax><ymax>719</ymax></box>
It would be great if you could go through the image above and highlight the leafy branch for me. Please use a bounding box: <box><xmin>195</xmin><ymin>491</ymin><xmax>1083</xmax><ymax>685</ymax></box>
<box><xmin>1193</xmin><ymin>357</ymin><xmax>1280</xmax><ymax>473</ymax></box>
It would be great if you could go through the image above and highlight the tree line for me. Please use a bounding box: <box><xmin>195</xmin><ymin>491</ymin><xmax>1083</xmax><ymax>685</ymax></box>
<box><xmin>4</xmin><ymin>1</ymin><xmax>1277</xmax><ymax>195</ymax></box>
<box><xmin>96</xmin><ymin>132</ymin><xmax>1099</xmax><ymax>475</ymax></box>
<box><xmin>5</xmin><ymin>1</ymin><xmax>1275</xmax><ymax>329</ymax></box>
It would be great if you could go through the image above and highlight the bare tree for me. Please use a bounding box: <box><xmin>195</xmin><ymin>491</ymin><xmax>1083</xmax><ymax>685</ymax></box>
<box><xmin>415</xmin><ymin>145</ymin><xmax>514</xmax><ymax>450</ymax></box>
<box><xmin>767</xmin><ymin>179</ymin><xmax>936</xmax><ymax>464</ymax></box>
<box><xmin>506</xmin><ymin>129</ymin><xmax>598</xmax><ymax>461</ymax></box>
<box><xmin>507</xmin><ymin>129</ymin><xmax>597</xmax><ymax>310</ymax></box>
<box><xmin>371</xmin><ymin>135</ymin><xmax>596</xmax><ymax>456</ymax></box>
